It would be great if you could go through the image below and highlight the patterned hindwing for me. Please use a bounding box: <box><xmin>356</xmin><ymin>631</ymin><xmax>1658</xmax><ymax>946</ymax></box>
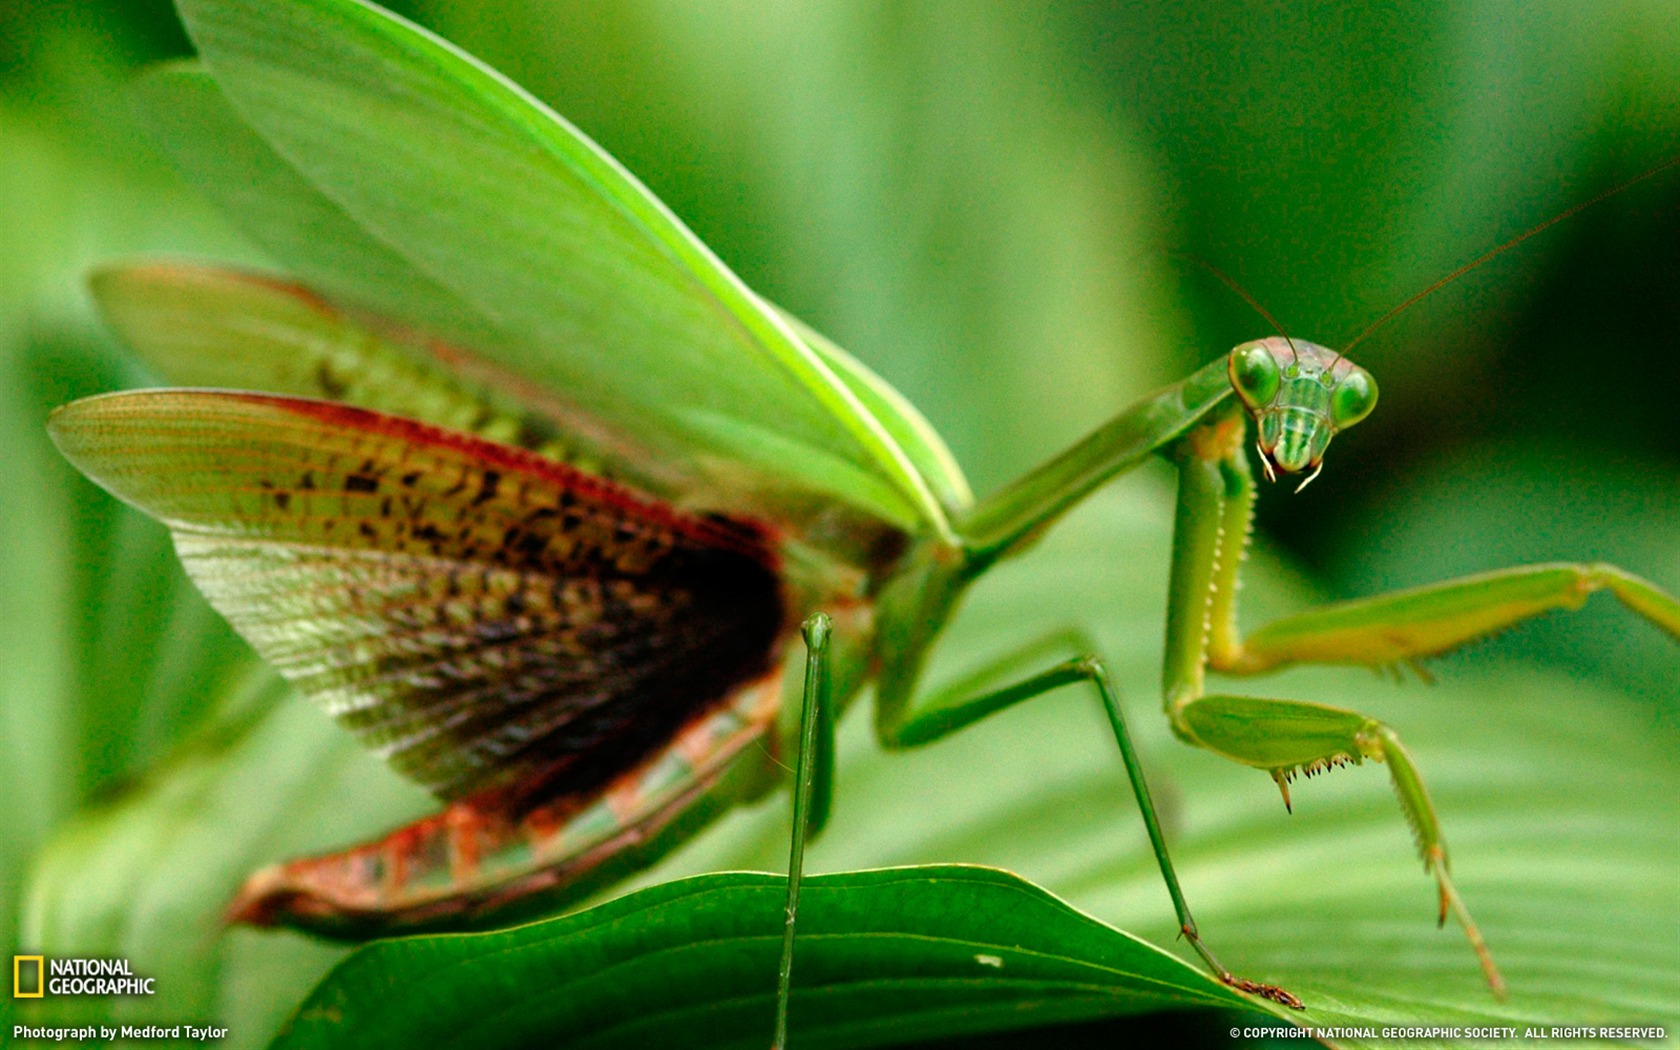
<box><xmin>50</xmin><ymin>390</ymin><xmax>789</xmax><ymax>802</ymax></box>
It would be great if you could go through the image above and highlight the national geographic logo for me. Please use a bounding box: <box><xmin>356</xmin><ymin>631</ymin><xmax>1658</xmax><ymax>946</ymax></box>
<box><xmin>12</xmin><ymin>956</ymin><xmax>155</xmax><ymax>997</ymax></box>
<box><xmin>13</xmin><ymin>956</ymin><xmax>42</xmax><ymax>998</ymax></box>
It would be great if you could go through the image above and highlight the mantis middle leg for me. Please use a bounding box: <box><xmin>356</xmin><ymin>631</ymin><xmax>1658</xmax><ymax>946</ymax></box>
<box><xmin>772</xmin><ymin>615</ymin><xmax>1303</xmax><ymax>1050</ymax></box>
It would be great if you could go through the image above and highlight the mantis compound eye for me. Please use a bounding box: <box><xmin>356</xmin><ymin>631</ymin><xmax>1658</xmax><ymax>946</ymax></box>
<box><xmin>1330</xmin><ymin>368</ymin><xmax>1378</xmax><ymax>430</ymax></box>
<box><xmin>1229</xmin><ymin>342</ymin><xmax>1282</xmax><ymax>412</ymax></box>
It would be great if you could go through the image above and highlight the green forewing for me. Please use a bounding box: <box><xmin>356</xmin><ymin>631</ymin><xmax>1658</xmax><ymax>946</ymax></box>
<box><xmin>133</xmin><ymin>63</ymin><xmax>969</xmax><ymax>527</ymax></box>
<box><xmin>132</xmin><ymin>62</ymin><xmax>480</xmax><ymax>345</ymax></box>
<box><xmin>787</xmin><ymin>316</ymin><xmax>972</xmax><ymax>516</ymax></box>
<box><xmin>90</xmin><ymin>262</ymin><xmax>686</xmax><ymax>496</ymax></box>
<box><xmin>46</xmin><ymin>390</ymin><xmax>788</xmax><ymax>803</ymax></box>
<box><xmin>165</xmin><ymin>0</ymin><xmax>952</xmax><ymax>536</ymax></box>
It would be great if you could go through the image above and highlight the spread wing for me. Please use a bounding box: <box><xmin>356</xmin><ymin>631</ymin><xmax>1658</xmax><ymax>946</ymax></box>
<box><xmin>154</xmin><ymin>0</ymin><xmax>960</xmax><ymax>536</ymax></box>
<box><xmin>49</xmin><ymin>390</ymin><xmax>789</xmax><ymax>803</ymax></box>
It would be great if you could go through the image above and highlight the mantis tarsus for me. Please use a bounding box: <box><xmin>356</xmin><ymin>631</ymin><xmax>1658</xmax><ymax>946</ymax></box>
<box><xmin>42</xmin><ymin>0</ymin><xmax>1680</xmax><ymax>1042</ymax></box>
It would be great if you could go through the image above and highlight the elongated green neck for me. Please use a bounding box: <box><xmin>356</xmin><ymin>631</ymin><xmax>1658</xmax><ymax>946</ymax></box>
<box><xmin>956</xmin><ymin>356</ymin><xmax>1234</xmax><ymax>566</ymax></box>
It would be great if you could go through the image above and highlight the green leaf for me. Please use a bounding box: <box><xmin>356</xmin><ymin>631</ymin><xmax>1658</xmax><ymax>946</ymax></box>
<box><xmin>165</xmin><ymin>0</ymin><xmax>948</xmax><ymax>536</ymax></box>
<box><xmin>270</xmin><ymin>867</ymin><xmax>1247</xmax><ymax>1050</ymax></box>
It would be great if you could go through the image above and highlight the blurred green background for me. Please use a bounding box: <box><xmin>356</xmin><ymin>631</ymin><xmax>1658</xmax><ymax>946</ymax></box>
<box><xmin>3</xmin><ymin>1</ymin><xmax>1677</xmax><ymax>1046</ymax></box>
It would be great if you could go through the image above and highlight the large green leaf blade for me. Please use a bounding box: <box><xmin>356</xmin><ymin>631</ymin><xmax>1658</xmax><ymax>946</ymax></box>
<box><xmin>269</xmin><ymin>866</ymin><xmax>1247</xmax><ymax>1050</ymax></box>
<box><xmin>171</xmin><ymin>0</ymin><xmax>944</xmax><ymax>535</ymax></box>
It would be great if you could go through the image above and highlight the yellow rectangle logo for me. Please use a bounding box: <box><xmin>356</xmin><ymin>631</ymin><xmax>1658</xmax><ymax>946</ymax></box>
<box><xmin>14</xmin><ymin>955</ymin><xmax>44</xmax><ymax>997</ymax></box>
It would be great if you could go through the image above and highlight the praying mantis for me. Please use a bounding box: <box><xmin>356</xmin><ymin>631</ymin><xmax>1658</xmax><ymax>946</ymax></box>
<box><xmin>40</xmin><ymin>0</ymin><xmax>1680</xmax><ymax>1044</ymax></box>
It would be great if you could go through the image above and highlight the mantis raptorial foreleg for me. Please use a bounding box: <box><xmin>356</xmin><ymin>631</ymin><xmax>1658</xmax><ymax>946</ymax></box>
<box><xmin>1163</xmin><ymin>407</ymin><xmax>1680</xmax><ymax>999</ymax></box>
<box><xmin>1172</xmin><ymin>691</ymin><xmax>1499</xmax><ymax>983</ymax></box>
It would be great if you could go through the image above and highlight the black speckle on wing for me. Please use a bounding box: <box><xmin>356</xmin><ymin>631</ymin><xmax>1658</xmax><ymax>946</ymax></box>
<box><xmin>158</xmin><ymin>394</ymin><xmax>790</xmax><ymax>803</ymax></box>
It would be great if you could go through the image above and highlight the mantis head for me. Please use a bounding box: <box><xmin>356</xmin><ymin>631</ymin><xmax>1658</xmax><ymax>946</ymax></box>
<box><xmin>1227</xmin><ymin>337</ymin><xmax>1377</xmax><ymax>490</ymax></box>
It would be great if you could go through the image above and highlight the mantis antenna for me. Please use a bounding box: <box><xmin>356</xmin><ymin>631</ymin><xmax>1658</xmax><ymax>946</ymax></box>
<box><xmin>1175</xmin><ymin>253</ymin><xmax>1300</xmax><ymax>363</ymax></box>
<box><xmin>1338</xmin><ymin>152</ymin><xmax>1680</xmax><ymax>358</ymax></box>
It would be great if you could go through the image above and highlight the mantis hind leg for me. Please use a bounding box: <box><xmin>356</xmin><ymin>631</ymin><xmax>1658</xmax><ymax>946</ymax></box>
<box><xmin>776</xmin><ymin>621</ymin><xmax>1305</xmax><ymax>1043</ymax></box>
